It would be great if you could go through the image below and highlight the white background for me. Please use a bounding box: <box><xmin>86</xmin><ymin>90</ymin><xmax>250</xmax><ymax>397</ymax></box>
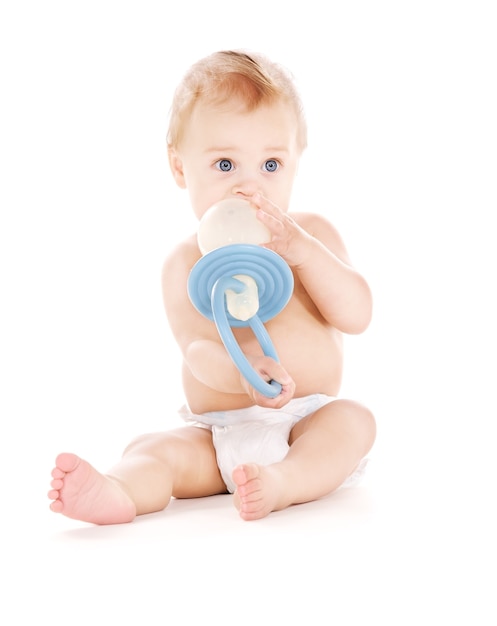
<box><xmin>1</xmin><ymin>1</ymin><xmax>496</xmax><ymax>624</ymax></box>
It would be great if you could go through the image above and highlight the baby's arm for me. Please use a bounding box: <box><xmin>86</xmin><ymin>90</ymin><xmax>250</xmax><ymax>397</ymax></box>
<box><xmin>252</xmin><ymin>194</ymin><xmax>373</xmax><ymax>334</ymax></box>
<box><xmin>185</xmin><ymin>339</ymin><xmax>295</xmax><ymax>407</ymax></box>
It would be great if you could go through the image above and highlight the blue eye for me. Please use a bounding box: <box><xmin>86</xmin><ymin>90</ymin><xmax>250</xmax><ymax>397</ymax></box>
<box><xmin>216</xmin><ymin>159</ymin><xmax>233</xmax><ymax>172</ymax></box>
<box><xmin>263</xmin><ymin>159</ymin><xmax>279</xmax><ymax>172</ymax></box>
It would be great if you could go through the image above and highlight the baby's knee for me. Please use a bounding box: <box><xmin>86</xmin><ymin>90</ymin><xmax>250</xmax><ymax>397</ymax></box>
<box><xmin>328</xmin><ymin>399</ymin><xmax>376</xmax><ymax>447</ymax></box>
<box><xmin>122</xmin><ymin>428</ymin><xmax>213</xmax><ymax>461</ymax></box>
<box><xmin>123</xmin><ymin>432</ymin><xmax>157</xmax><ymax>453</ymax></box>
<box><xmin>121</xmin><ymin>431</ymin><xmax>178</xmax><ymax>459</ymax></box>
<box><xmin>346</xmin><ymin>400</ymin><xmax>376</xmax><ymax>449</ymax></box>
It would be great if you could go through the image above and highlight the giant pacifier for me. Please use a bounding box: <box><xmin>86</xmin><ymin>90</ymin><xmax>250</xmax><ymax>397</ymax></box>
<box><xmin>187</xmin><ymin>198</ymin><xmax>294</xmax><ymax>398</ymax></box>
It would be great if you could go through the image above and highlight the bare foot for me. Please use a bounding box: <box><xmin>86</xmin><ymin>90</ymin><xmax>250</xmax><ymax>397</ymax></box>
<box><xmin>48</xmin><ymin>453</ymin><xmax>136</xmax><ymax>525</ymax></box>
<box><xmin>232</xmin><ymin>463</ymin><xmax>289</xmax><ymax>521</ymax></box>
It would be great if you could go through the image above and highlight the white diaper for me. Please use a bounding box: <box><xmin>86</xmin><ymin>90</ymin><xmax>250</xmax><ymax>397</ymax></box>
<box><xmin>179</xmin><ymin>394</ymin><xmax>336</xmax><ymax>493</ymax></box>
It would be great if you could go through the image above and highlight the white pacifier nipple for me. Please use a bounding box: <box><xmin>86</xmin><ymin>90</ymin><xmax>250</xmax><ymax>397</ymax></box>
<box><xmin>225</xmin><ymin>274</ymin><xmax>259</xmax><ymax>321</ymax></box>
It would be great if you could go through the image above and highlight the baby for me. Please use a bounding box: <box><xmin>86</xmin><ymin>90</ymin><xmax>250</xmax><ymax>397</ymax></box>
<box><xmin>48</xmin><ymin>50</ymin><xmax>376</xmax><ymax>523</ymax></box>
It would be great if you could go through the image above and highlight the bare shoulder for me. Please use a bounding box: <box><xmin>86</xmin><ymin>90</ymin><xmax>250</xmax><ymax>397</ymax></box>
<box><xmin>291</xmin><ymin>211</ymin><xmax>335</xmax><ymax>234</ymax></box>
<box><xmin>161</xmin><ymin>234</ymin><xmax>201</xmax><ymax>306</ymax></box>
<box><xmin>290</xmin><ymin>211</ymin><xmax>350</xmax><ymax>262</ymax></box>
<box><xmin>162</xmin><ymin>234</ymin><xmax>199</xmax><ymax>279</ymax></box>
<box><xmin>160</xmin><ymin>232</ymin><xmax>209</xmax><ymax>345</ymax></box>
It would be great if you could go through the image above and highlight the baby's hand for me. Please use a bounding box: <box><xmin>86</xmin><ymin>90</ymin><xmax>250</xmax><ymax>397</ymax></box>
<box><xmin>240</xmin><ymin>355</ymin><xmax>295</xmax><ymax>409</ymax></box>
<box><xmin>250</xmin><ymin>193</ymin><xmax>312</xmax><ymax>267</ymax></box>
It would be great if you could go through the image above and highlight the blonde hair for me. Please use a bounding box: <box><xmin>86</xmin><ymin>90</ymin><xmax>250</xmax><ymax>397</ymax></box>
<box><xmin>167</xmin><ymin>50</ymin><xmax>307</xmax><ymax>151</ymax></box>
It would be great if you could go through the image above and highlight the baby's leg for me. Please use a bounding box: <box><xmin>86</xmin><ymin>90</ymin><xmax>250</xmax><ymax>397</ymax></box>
<box><xmin>232</xmin><ymin>399</ymin><xmax>376</xmax><ymax>521</ymax></box>
<box><xmin>48</xmin><ymin>426</ymin><xmax>226</xmax><ymax>525</ymax></box>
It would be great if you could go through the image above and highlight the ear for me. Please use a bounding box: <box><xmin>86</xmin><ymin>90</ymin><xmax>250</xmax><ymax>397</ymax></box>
<box><xmin>168</xmin><ymin>147</ymin><xmax>187</xmax><ymax>189</ymax></box>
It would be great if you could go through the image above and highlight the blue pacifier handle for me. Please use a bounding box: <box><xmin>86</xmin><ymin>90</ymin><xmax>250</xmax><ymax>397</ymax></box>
<box><xmin>188</xmin><ymin>244</ymin><xmax>294</xmax><ymax>398</ymax></box>
<box><xmin>211</xmin><ymin>276</ymin><xmax>282</xmax><ymax>398</ymax></box>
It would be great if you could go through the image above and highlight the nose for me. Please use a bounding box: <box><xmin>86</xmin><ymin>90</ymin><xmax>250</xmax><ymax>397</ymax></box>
<box><xmin>231</xmin><ymin>178</ymin><xmax>260</xmax><ymax>199</ymax></box>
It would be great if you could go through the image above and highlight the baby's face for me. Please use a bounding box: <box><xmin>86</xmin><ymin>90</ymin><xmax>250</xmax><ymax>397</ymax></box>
<box><xmin>169</xmin><ymin>99</ymin><xmax>301</xmax><ymax>220</ymax></box>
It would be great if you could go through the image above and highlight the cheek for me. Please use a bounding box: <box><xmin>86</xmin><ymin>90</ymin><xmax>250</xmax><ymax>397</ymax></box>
<box><xmin>187</xmin><ymin>188</ymin><xmax>218</xmax><ymax>220</ymax></box>
<box><xmin>274</xmin><ymin>174</ymin><xmax>296</xmax><ymax>205</ymax></box>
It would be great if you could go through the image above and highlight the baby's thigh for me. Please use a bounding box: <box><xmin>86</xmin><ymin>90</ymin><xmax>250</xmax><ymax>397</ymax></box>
<box><xmin>126</xmin><ymin>426</ymin><xmax>227</xmax><ymax>497</ymax></box>
<box><xmin>170</xmin><ymin>426</ymin><xmax>227</xmax><ymax>497</ymax></box>
<box><xmin>289</xmin><ymin>398</ymin><xmax>375</xmax><ymax>446</ymax></box>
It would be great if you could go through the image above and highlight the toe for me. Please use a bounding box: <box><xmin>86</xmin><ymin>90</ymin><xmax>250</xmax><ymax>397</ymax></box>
<box><xmin>239</xmin><ymin>463</ymin><xmax>260</xmax><ymax>482</ymax></box>
<box><xmin>51</xmin><ymin>467</ymin><xmax>65</xmax><ymax>479</ymax></box>
<box><xmin>55</xmin><ymin>453</ymin><xmax>80</xmax><ymax>473</ymax></box>
<box><xmin>232</xmin><ymin>463</ymin><xmax>260</xmax><ymax>489</ymax></box>
<box><xmin>50</xmin><ymin>500</ymin><xmax>63</xmax><ymax>513</ymax></box>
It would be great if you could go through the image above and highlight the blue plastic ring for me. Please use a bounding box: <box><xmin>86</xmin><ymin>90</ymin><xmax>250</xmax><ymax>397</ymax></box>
<box><xmin>188</xmin><ymin>244</ymin><xmax>293</xmax><ymax>397</ymax></box>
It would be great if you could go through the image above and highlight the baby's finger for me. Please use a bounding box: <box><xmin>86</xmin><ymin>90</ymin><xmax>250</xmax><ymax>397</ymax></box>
<box><xmin>250</xmin><ymin>192</ymin><xmax>282</xmax><ymax>217</ymax></box>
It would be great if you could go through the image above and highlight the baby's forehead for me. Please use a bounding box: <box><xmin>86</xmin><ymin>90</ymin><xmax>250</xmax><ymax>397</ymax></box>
<box><xmin>173</xmin><ymin>92</ymin><xmax>305</xmax><ymax>153</ymax></box>
<box><xmin>181</xmin><ymin>99</ymin><xmax>301</xmax><ymax>158</ymax></box>
<box><xmin>193</xmin><ymin>93</ymin><xmax>293</xmax><ymax>119</ymax></box>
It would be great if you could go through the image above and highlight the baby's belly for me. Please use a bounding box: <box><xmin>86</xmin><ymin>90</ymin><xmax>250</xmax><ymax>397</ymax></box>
<box><xmin>183</xmin><ymin>318</ymin><xmax>343</xmax><ymax>414</ymax></box>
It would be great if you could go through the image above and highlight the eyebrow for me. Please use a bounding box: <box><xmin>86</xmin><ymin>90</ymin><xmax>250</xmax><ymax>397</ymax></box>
<box><xmin>204</xmin><ymin>147</ymin><xmax>235</xmax><ymax>153</ymax></box>
<box><xmin>204</xmin><ymin>146</ymin><xmax>290</xmax><ymax>154</ymax></box>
